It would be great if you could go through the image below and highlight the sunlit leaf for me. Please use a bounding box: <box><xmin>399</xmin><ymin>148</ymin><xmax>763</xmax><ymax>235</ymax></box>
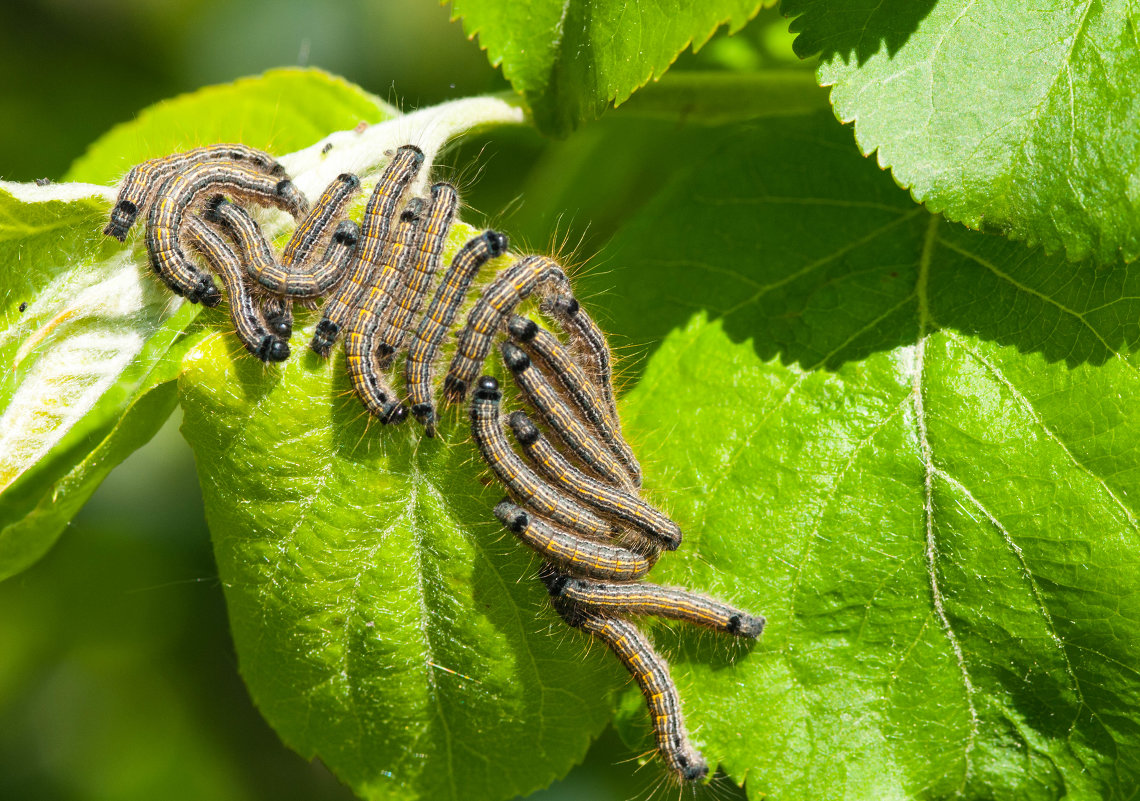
<box><xmin>784</xmin><ymin>0</ymin><xmax>1140</xmax><ymax>265</ymax></box>
<box><xmin>451</xmin><ymin>0</ymin><xmax>770</xmax><ymax>134</ymax></box>
<box><xmin>587</xmin><ymin>111</ymin><xmax>1140</xmax><ymax>799</ymax></box>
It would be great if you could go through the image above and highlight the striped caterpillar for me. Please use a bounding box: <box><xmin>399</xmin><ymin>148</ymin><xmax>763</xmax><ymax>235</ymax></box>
<box><xmin>104</xmin><ymin>143</ymin><xmax>764</xmax><ymax>785</ymax></box>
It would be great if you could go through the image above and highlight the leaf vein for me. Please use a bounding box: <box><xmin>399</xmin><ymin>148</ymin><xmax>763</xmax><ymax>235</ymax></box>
<box><xmin>953</xmin><ymin>336</ymin><xmax>1140</xmax><ymax>538</ymax></box>
<box><xmin>915</xmin><ymin>215</ymin><xmax>978</xmax><ymax>793</ymax></box>
<box><xmin>937</xmin><ymin>236</ymin><xmax>1140</xmax><ymax>378</ymax></box>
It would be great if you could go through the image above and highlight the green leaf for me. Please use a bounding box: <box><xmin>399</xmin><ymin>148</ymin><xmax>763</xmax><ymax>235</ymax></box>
<box><xmin>0</xmin><ymin>68</ymin><xmax>409</xmax><ymax>580</ymax></box>
<box><xmin>66</xmin><ymin>67</ymin><xmax>394</xmax><ymax>184</ymax></box>
<box><xmin>782</xmin><ymin>0</ymin><xmax>1140</xmax><ymax>266</ymax></box>
<box><xmin>450</xmin><ymin>0</ymin><xmax>770</xmax><ymax>135</ymax></box>
<box><xmin>182</xmin><ymin>102</ymin><xmax>1139</xmax><ymax>799</ymax></box>
<box><xmin>615</xmin><ymin>70</ymin><xmax>826</xmax><ymax>125</ymax></box>
<box><xmin>0</xmin><ymin>183</ymin><xmax>197</xmax><ymax>580</ymax></box>
<box><xmin>492</xmin><ymin>72</ymin><xmax>827</xmax><ymax>254</ymax></box>
<box><xmin>0</xmin><ymin>350</ymin><xmax>187</xmax><ymax>583</ymax></box>
<box><xmin>578</xmin><ymin>111</ymin><xmax>1140</xmax><ymax>798</ymax></box>
<box><xmin>179</xmin><ymin>224</ymin><xmax>618</xmax><ymax>801</ymax></box>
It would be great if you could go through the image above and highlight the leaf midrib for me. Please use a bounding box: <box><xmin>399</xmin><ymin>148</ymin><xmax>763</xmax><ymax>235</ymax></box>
<box><xmin>912</xmin><ymin>213</ymin><xmax>979</xmax><ymax>793</ymax></box>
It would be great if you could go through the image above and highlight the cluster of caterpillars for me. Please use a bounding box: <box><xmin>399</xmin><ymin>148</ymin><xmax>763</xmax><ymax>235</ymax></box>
<box><xmin>104</xmin><ymin>142</ymin><xmax>766</xmax><ymax>783</ymax></box>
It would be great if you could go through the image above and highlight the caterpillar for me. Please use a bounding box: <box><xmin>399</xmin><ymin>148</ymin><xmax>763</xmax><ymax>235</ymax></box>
<box><xmin>507</xmin><ymin>410</ymin><xmax>681</xmax><ymax>551</ymax></box>
<box><xmin>442</xmin><ymin>255</ymin><xmax>571</xmax><ymax>403</ymax></box>
<box><xmin>145</xmin><ymin>162</ymin><xmax>307</xmax><ymax>304</ymax></box>
<box><xmin>343</xmin><ymin>199</ymin><xmax>424</xmax><ymax>423</ymax></box>
<box><xmin>258</xmin><ymin>220</ymin><xmax>362</xmax><ymax>339</ymax></box>
<box><xmin>280</xmin><ymin>172</ymin><xmax>361</xmax><ymax>273</ymax></box>
<box><xmin>499</xmin><ymin>341</ymin><xmax>632</xmax><ymax>489</ymax></box>
<box><xmin>493</xmin><ymin>500</ymin><xmax>654</xmax><ymax>582</ymax></box>
<box><xmin>541</xmin><ymin>294</ymin><xmax>625</xmax><ymax>461</ymax></box>
<box><xmin>543</xmin><ymin>573</ymin><xmax>708</xmax><ymax>783</ymax></box>
<box><xmin>406</xmin><ymin>229</ymin><xmax>509</xmax><ymax>435</ymax></box>
<box><xmin>470</xmin><ymin>376</ymin><xmax>619</xmax><ymax>543</ymax></box>
<box><xmin>182</xmin><ymin>214</ymin><xmax>288</xmax><ymax>362</ymax></box>
<box><xmin>374</xmin><ymin>181</ymin><xmax>459</xmax><ymax>368</ymax></box>
<box><xmin>546</xmin><ymin>574</ymin><xmax>765</xmax><ymax>637</ymax></box>
<box><xmin>104</xmin><ymin>143</ymin><xmax>284</xmax><ymax>241</ymax></box>
<box><xmin>232</xmin><ymin>173</ymin><xmax>363</xmax><ymax>301</ymax></box>
<box><xmin>104</xmin><ymin>143</ymin><xmax>764</xmax><ymax>786</ymax></box>
<box><xmin>507</xmin><ymin>314</ymin><xmax>640</xmax><ymax>486</ymax></box>
<box><xmin>311</xmin><ymin>145</ymin><xmax>423</xmax><ymax>356</ymax></box>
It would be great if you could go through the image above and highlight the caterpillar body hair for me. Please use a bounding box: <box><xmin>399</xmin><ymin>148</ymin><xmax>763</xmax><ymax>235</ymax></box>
<box><xmin>343</xmin><ymin>201</ymin><xmax>424</xmax><ymax>423</ymax></box>
<box><xmin>280</xmin><ymin>172</ymin><xmax>361</xmax><ymax>272</ymax></box>
<box><xmin>104</xmin><ymin>143</ymin><xmax>284</xmax><ymax>241</ymax></box>
<box><xmin>548</xmin><ymin>576</ymin><xmax>764</xmax><ymax>637</ymax></box>
<box><xmin>470</xmin><ymin>377</ymin><xmax>621</xmax><ymax>544</ymax></box>
<box><xmin>260</xmin><ymin>219</ymin><xmax>361</xmax><ymax>339</ymax></box>
<box><xmin>541</xmin><ymin>295</ymin><xmax>625</xmax><ymax>452</ymax></box>
<box><xmin>243</xmin><ymin>174</ymin><xmax>361</xmax><ymax>300</ymax></box>
<box><xmin>544</xmin><ymin>587</ymin><xmax>708</xmax><ymax>782</ymax></box>
<box><xmin>311</xmin><ymin>145</ymin><xmax>423</xmax><ymax>356</ymax></box>
<box><xmin>145</xmin><ymin>162</ymin><xmax>307</xmax><ymax>304</ymax></box>
<box><xmin>182</xmin><ymin>215</ymin><xmax>288</xmax><ymax>362</ymax></box>
<box><xmin>498</xmin><ymin>342</ymin><xmax>631</xmax><ymax>489</ymax></box>
<box><xmin>203</xmin><ymin>195</ymin><xmax>279</xmax><ymax>285</ymax></box>
<box><xmin>406</xmin><ymin>230</ymin><xmax>509</xmax><ymax>435</ymax></box>
<box><xmin>508</xmin><ymin>314</ymin><xmax>640</xmax><ymax>487</ymax></box>
<box><xmin>493</xmin><ymin>501</ymin><xmax>653</xmax><ymax>582</ymax></box>
<box><xmin>374</xmin><ymin>181</ymin><xmax>459</xmax><ymax>368</ymax></box>
<box><xmin>507</xmin><ymin>410</ymin><xmax>681</xmax><ymax>551</ymax></box>
<box><xmin>442</xmin><ymin>255</ymin><xmax>570</xmax><ymax>403</ymax></box>
<box><xmin>349</xmin><ymin>197</ymin><xmax>425</xmax><ymax>335</ymax></box>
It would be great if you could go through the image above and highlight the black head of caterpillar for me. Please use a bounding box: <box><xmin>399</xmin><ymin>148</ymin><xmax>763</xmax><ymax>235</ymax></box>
<box><xmin>104</xmin><ymin>144</ymin><xmax>287</xmax><ymax>241</ymax></box>
<box><xmin>505</xmin><ymin>408</ymin><xmax>681</xmax><ymax>551</ymax></box>
<box><xmin>260</xmin><ymin>297</ymin><xmax>293</xmax><ymax>341</ymax></box>
<box><xmin>550</xmin><ymin>575</ymin><xmax>765</xmax><ymax>638</ymax></box>
<box><xmin>498</xmin><ymin>341</ymin><xmax>636</xmax><ymax>494</ymax></box>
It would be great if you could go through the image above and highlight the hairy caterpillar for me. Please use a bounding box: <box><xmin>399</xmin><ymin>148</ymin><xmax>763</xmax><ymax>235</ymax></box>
<box><xmin>105</xmin><ymin>142</ymin><xmax>763</xmax><ymax>786</ymax></box>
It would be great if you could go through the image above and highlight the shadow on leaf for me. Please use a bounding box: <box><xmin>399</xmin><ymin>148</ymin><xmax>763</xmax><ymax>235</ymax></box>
<box><xmin>585</xmin><ymin>112</ymin><xmax>1140</xmax><ymax>380</ymax></box>
<box><xmin>782</xmin><ymin>0</ymin><xmax>938</xmax><ymax>66</ymax></box>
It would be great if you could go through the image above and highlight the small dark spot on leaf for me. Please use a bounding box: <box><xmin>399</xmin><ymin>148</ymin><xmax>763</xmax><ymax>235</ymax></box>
<box><xmin>19</xmin><ymin>301</ymin><xmax>28</xmax><ymax>312</ymax></box>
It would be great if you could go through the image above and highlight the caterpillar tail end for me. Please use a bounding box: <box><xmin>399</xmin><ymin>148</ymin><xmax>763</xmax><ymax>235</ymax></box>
<box><xmin>104</xmin><ymin>201</ymin><xmax>137</xmax><ymax>241</ymax></box>
<box><xmin>441</xmin><ymin>375</ymin><xmax>468</xmax><ymax>404</ymax></box>
<box><xmin>103</xmin><ymin>222</ymin><xmax>128</xmax><ymax>241</ymax></box>
<box><xmin>411</xmin><ymin>403</ymin><xmax>436</xmax><ymax>437</ymax></box>
<box><xmin>310</xmin><ymin>318</ymin><xmax>339</xmax><ymax>357</ymax></box>
<box><xmin>677</xmin><ymin>752</ymin><xmax>709</xmax><ymax>783</ymax></box>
